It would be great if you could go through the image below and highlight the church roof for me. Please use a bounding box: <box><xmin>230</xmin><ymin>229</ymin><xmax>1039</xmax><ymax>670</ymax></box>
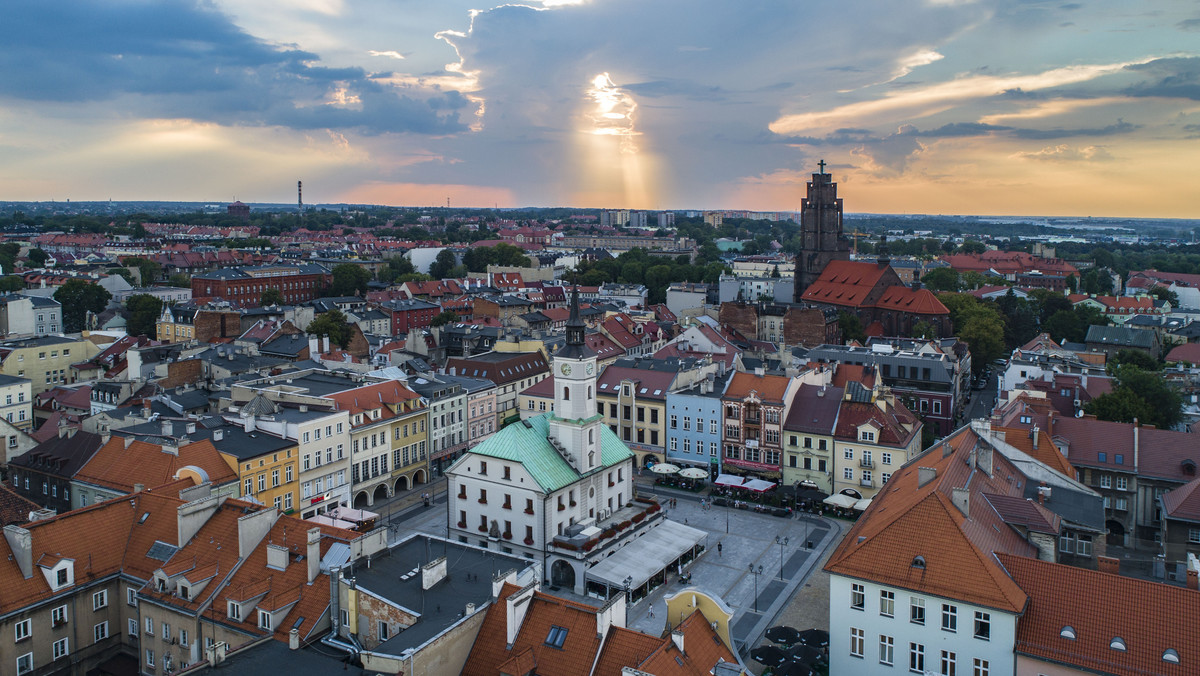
<box><xmin>462</xmin><ymin>413</ymin><xmax>633</xmax><ymax>493</ymax></box>
<box><xmin>801</xmin><ymin>260</ymin><xmax>949</xmax><ymax>315</ymax></box>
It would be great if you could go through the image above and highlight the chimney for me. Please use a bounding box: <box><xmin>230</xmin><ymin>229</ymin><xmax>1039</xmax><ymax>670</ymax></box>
<box><xmin>142</xmin><ymin>402</ymin><xmax>151</xmax><ymax>419</ymax></box>
<box><xmin>1132</xmin><ymin>419</ymin><xmax>1139</xmax><ymax>469</ymax></box>
<box><xmin>950</xmin><ymin>487</ymin><xmax>970</xmax><ymax>518</ymax></box>
<box><xmin>266</xmin><ymin>544</ymin><xmax>289</xmax><ymax>571</ymax></box>
<box><xmin>237</xmin><ymin>508</ymin><xmax>277</xmax><ymax>559</ymax></box>
<box><xmin>1031</xmin><ymin>425</ymin><xmax>1040</xmax><ymax>449</ymax></box>
<box><xmin>134</xmin><ymin>483</ymin><xmax>145</xmax><ymax>493</ymax></box>
<box><xmin>288</xmin><ymin>628</ymin><xmax>300</xmax><ymax>650</ymax></box>
<box><xmin>161</xmin><ymin>420</ymin><xmax>173</xmax><ymax>436</ymax></box>
<box><xmin>186</xmin><ymin>422</ymin><xmax>196</xmax><ymax>435</ymax></box>
<box><xmin>1037</xmin><ymin>482</ymin><xmax>1050</xmax><ymax>505</ymax></box>
<box><xmin>212</xmin><ymin>429</ymin><xmax>224</xmax><ymax>442</ymax></box>
<box><xmin>299</xmin><ymin>404</ymin><xmax>308</xmax><ymax>413</ymax></box>
<box><xmin>1097</xmin><ymin>556</ymin><xmax>1120</xmax><ymax>575</ymax></box>
<box><xmin>1187</xmin><ymin>569</ymin><xmax>1199</xmax><ymax>591</ymax></box>
<box><xmin>671</xmin><ymin>629</ymin><xmax>685</xmax><ymax>654</ymax></box>
<box><xmin>307</xmin><ymin>528</ymin><xmax>321</xmax><ymax>583</ymax></box>
<box><xmin>3</xmin><ymin>525</ymin><xmax>33</xmax><ymax>579</ymax></box>
<box><xmin>917</xmin><ymin>467</ymin><xmax>937</xmax><ymax>488</ymax></box>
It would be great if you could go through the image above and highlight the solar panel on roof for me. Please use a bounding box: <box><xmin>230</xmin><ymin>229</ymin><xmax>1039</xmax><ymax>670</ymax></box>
<box><xmin>146</xmin><ymin>541</ymin><xmax>178</xmax><ymax>561</ymax></box>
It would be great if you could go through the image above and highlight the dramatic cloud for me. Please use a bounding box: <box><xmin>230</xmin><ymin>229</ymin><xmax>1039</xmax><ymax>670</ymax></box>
<box><xmin>1014</xmin><ymin>144</ymin><xmax>1114</xmax><ymax>162</ymax></box>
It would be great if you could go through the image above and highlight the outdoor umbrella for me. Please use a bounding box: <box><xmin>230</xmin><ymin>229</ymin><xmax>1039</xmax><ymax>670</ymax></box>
<box><xmin>822</xmin><ymin>494</ymin><xmax>857</xmax><ymax>509</ymax></box>
<box><xmin>797</xmin><ymin>628</ymin><xmax>829</xmax><ymax>648</ymax></box>
<box><xmin>650</xmin><ymin>463</ymin><xmax>680</xmax><ymax>474</ymax></box>
<box><xmin>772</xmin><ymin>661</ymin><xmax>816</xmax><ymax>676</ymax></box>
<box><xmin>853</xmin><ymin>498</ymin><xmax>873</xmax><ymax>511</ymax></box>
<box><xmin>795</xmin><ymin>488</ymin><xmax>829</xmax><ymax>503</ymax></box>
<box><xmin>678</xmin><ymin>467</ymin><xmax>708</xmax><ymax>480</ymax></box>
<box><xmin>787</xmin><ymin>644</ymin><xmax>826</xmax><ymax>665</ymax></box>
<box><xmin>749</xmin><ymin>645</ymin><xmax>788</xmax><ymax>667</ymax></box>
<box><xmin>765</xmin><ymin>625</ymin><xmax>802</xmax><ymax>645</ymax></box>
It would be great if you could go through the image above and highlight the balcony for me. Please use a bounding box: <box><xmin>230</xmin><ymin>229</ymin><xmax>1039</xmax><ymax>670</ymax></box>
<box><xmin>859</xmin><ymin>458</ymin><xmax>875</xmax><ymax>469</ymax></box>
<box><xmin>552</xmin><ymin>498</ymin><xmax>663</xmax><ymax>559</ymax></box>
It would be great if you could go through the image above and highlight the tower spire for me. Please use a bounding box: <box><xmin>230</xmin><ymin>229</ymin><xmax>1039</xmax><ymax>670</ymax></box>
<box><xmin>566</xmin><ymin>281</ymin><xmax>584</xmax><ymax>346</ymax></box>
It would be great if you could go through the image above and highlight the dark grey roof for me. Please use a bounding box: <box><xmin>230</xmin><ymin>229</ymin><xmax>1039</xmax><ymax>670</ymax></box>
<box><xmin>197</xmin><ymin>345</ymin><xmax>290</xmax><ymax>372</ymax></box>
<box><xmin>114</xmin><ymin>415</ymin><xmax>294</xmax><ymax>460</ymax></box>
<box><xmin>23</xmin><ymin>295</ymin><xmax>61</xmax><ymax>308</ymax></box>
<box><xmin>192</xmin><ymin>263</ymin><xmax>330</xmax><ymax>280</ymax></box>
<box><xmin>0</xmin><ymin>373</ymin><xmax>30</xmax><ymax>387</ymax></box>
<box><xmin>10</xmin><ymin>431</ymin><xmax>105</xmax><ymax>479</ymax></box>
<box><xmin>354</xmin><ymin>535</ymin><xmax>532</xmax><ymax>656</ymax></box>
<box><xmin>844</xmin><ymin>381</ymin><xmax>874</xmax><ymax>403</ymax></box>
<box><xmin>212</xmin><ymin>641</ymin><xmax>363</xmax><ymax>676</ymax></box>
<box><xmin>1084</xmin><ymin>324</ymin><xmax>1157</xmax><ymax>349</ymax></box>
<box><xmin>0</xmin><ymin>335</ymin><xmax>81</xmax><ymax>349</ymax></box>
<box><xmin>260</xmin><ymin>332</ymin><xmax>310</xmax><ymax>357</ymax></box>
<box><xmin>784</xmin><ymin>383</ymin><xmax>844</xmax><ymax>433</ymax></box>
<box><xmin>381</xmin><ymin>298</ymin><xmax>440</xmax><ymax>311</ymax></box>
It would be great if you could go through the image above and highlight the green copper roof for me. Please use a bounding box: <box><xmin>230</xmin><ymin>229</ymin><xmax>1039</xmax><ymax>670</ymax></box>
<box><xmin>465</xmin><ymin>413</ymin><xmax>633</xmax><ymax>493</ymax></box>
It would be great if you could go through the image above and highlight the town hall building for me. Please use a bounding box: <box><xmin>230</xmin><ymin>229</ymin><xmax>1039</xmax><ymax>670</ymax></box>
<box><xmin>445</xmin><ymin>288</ymin><xmax>707</xmax><ymax>600</ymax></box>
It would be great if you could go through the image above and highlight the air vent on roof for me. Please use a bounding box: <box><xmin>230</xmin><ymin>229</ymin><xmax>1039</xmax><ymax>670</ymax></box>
<box><xmin>1163</xmin><ymin>649</ymin><xmax>1180</xmax><ymax>664</ymax></box>
<box><xmin>1060</xmin><ymin>626</ymin><xmax>1076</xmax><ymax>640</ymax></box>
<box><xmin>1110</xmin><ymin>637</ymin><xmax>1126</xmax><ymax>651</ymax></box>
<box><xmin>911</xmin><ymin>556</ymin><xmax>926</xmax><ymax>569</ymax></box>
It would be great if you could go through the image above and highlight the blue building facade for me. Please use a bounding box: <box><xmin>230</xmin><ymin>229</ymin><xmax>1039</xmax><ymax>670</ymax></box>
<box><xmin>665</xmin><ymin>372</ymin><xmax>731</xmax><ymax>477</ymax></box>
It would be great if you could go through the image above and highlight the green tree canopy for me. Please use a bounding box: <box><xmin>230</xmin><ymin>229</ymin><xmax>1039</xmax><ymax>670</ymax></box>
<box><xmin>54</xmin><ymin>279</ymin><xmax>112</xmax><ymax>332</ymax></box>
<box><xmin>921</xmin><ymin>267</ymin><xmax>961</xmax><ymax>292</ymax></box>
<box><xmin>106</xmin><ymin>268</ymin><xmax>135</xmax><ymax>284</ymax></box>
<box><xmin>839</xmin><ymin>311</ymin><xmax>865</xmax><ymax>344</ymax></box>
<box><xmin>167</xmin><ymin>273</ymin><xmax>191</xmax><ymax>288</ymax></box>
<box><xmin>123</xmin><ymin>257</ymin><xmax>162</xmax><ymax>285</ymax></box>
<box><xmin>0</xmin><ymin>276</ymin><xmax>24</xmax><ymax>293</ymax></box>
<box><xmin>377</xmin><ymin>255</ymin><xmax>416</xmax><ymax>284</ymax></box>
<box><xmin>306</xmin><ymin>309</ymin><xmax>352</xmax><ymax>349</ymax></box>
<box><xmin>125</xmin><ymin>294</ymin><xmax>163</xmax><ymax>337</ymax></box>
<box><xmin>428</xmin><ymin>249</ymin><xmax>458</xmax><ymax>280</ymax></box>
<box><xmin>329</xmin><ymin>263</ymin><xmax>371</xmax><ymax>297</ymax></box>
<box><xmin>1109</xmin><ymin>348</ymin><xmax>1160</xmax><ymax>372</ymax></box>
<box><xmin>1084</xmin><ymin>364</ymin><xmax>1182</xmax><ymax>430</ymax></box>
<box><xmin>430</xmin><ymin>310</ymin><xmax>460</xmax><ymax>327</ymax></box>
<box><xmin>260</xmin><ymin>288</ymin><xmax>285</xmax><ymax>306</ymax></box>
<box><xmin>27</xmin><ymin>248</ymin><xmax>48</xmax><ymax>267</ymax></box>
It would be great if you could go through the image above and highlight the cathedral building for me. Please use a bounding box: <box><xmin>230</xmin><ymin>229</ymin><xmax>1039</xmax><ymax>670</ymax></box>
<box><xmin>793</xmin><ymin>163</ymin><xmax>951</xmax><ymax>337</ymax></box>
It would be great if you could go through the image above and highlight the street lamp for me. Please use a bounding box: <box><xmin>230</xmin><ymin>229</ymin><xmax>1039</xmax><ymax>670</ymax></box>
<box><xmin>748</xmin><ymin>564</ymin><xmax>764</xmax><ymax>613</ymax></box>
<box><xmin>774</xmin><ymin>535</ymin><xmax>789</xmax><ymax>581</ymax></box>
<box><xmin>622</xmin><ymin>574</ymin><xmax>634</xmax><ymax>622</ymax></box>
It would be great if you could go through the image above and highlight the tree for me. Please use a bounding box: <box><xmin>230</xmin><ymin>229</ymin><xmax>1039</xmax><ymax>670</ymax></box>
<box><xmin>27</xmin><ymin>248</ymin><xmax>48</xmax><ymax>267</ymax></box>
<box><xmin>167</xmin><ymin>273</ymin><xmax>191</xmax><ymax>288</ymax></box>
<box><xmin>921</xmin><ymin>267</ymin><xmax>961</xmax><ymax>292</ymax></box>
<box><xmin>1148</xmin><ymin>286</ymin><xmax>1179</xmax><ymax>307</ymax></box>
<box><xmin>377</xmin><ymin>255</ymin><xmax>416</xmax><ymax>284</ymax></box>
<box><xmin>125</xmin><ymin>294</ymin><xmax>163</xmax><ymax>337</ymax></box>
<box><xmin>0</xmin><ymin>276</ymin><xmax>24</xmax><ymax>293</ymax></box>
<box><xmin>430</xmin><ymin>311</ymin><xmax>460</xmax><ymax>327</ymax></box>
<box><xmin>1109</xmin><ymin>348</ymin><xmax>1159</xmax><ymax>372</ymax></box>
<box><xmin>838</xmin><ymin>311</ymin><xmax>865</xmax><ymax>343</ymax></box>
<box><xmin>329</xmin><ymin>263</ymin><xmax>371</xmax><ymax>297</ymax></box>
<box><xmin>1084</xmin><ymin>365</ymin><xmax>1183</xmax><ymax>430</ymax></box>
<box><xmin>261</xmin><ymin>288</ymin><xmax>285</xmax><ymax>306</ymax></box>
<box><xmin>1080</xmin><ymin>268</ymin><xmax>1113</xmax><ymax>295</ymax></box>
<box><xmin>106</xmin><ymin>268</ymin><xmax>135</xmax><ymax>285</ymax></box>
<box><xmin>124</xmin><ymin>257</ymin><xmax>162</xmax><ymax>285</ymax></box>
<box><xmin>306</xmin><ymin>309</ymin><xmax>352</xmax><ymax>349</ymax></box>
<box><xmin>428</xmin><ymin>250</ymin><xmax>458</xmax><ymax>280</ymax></box>
<box><xmin>54</xmin><ymin>280</ymin><xmax>111</xmax><ymax>332</ymax></box>
<box><xmin>956</xmin><ymin>240</ymin><xmax>987</xmax><ymax>254</ymax></box>
<box><xmin>911</xmin><ymin>320</ymin><xmax>937</xmax><ymax>339</ymax></box>
<box><xmin>1043</xmin><ymin>309</ymin><xmax>1084</xmax><ymax>344</ymax></box>
<box><xmin>1066</xmin><ymin>274</ymin><xmax>1078</xmax><ymax>294</ymax></box>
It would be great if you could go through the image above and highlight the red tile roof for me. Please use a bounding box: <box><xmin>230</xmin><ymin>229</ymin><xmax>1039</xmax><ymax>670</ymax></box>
<box><xmin>462</xmin><ymin>584</ymin><xmax>604</xmax><ymax>676</ymax></box>
<box><xmin>723</xmin><ymin>371</ymin><xmax>790</xmax><ymax>403</ymax></box>
<box><xmin>998</xmin><ymin>552</ymin><xmax>1200</xmax><ymax>676</ymax></box>
<box><xmin>1160</xmin><ymin>476</ymin><xmax>1200</xmax><ymax>523</ymax></box>
<box><xmin>74</xmin><ymin>438</ymin><xmax>239</xmax><ymax>494</ymax></box>
<box><xmin>801</xmin><ymin>260</ymin><xmax>949</xmax><ymax>315</ymax></box>
<box><xmin>1166</xmin><ymin>342</ymin><xmax>1200</xmax><ymax>364</ymax></box>
<box><xmin>825</xmin><ymin>426</ymin><xmax>1034</xmax><ymax>613</ymax></box>
<box><xmin>994</xmin><ymin>426</ymin><xmax>1075</xmax><ymax>479</ymax></box>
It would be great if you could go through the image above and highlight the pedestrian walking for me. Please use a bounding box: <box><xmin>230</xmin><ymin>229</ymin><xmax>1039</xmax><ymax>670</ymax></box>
<box><xmin>648</xmin><ymin>604</ymin><xmax>654</xmax><ymax>618</ymax></box>
<box><xmin>717</xmin><ymin>541</ymin><xmax>723</xmax><ymax>557</ymax></box>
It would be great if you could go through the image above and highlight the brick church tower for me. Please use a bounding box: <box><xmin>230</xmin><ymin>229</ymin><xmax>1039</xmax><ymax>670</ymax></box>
<box><xmin>794</xmin><ymin>161</ymin><xmax>851</xmax><ymax>302</ymax></box>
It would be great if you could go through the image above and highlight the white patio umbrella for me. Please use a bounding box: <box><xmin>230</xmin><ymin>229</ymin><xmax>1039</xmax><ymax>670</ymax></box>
<box><xmin>650</xmin><ymin>463</ymin><xmax>681</xmax><ymax>474</ymax></box>
<box><xmin>853</xmin><ymin>498</ymin><xmax>873</xmax><ymax>511</ymax></box>
<box><xmin>822</xmin><ymin>494</ymin><xmax>858</xmax><ymax>509</ymax></box>
<box><xmin>678</xmin><ymin>467</ymin><xmax>708</xmax><ymax>480</ymax></box>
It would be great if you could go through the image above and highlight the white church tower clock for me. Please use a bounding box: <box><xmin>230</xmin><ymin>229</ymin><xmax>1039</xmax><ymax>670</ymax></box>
<box><xmin>548</xmin><ymin>285</ymin><xmax>602</xmax><ymax>472</ymax></box>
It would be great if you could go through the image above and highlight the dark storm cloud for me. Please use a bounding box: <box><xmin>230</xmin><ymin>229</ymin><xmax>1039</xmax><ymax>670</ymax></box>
<box><xmin>0</xmin><ymin>0</ymin><xmax>466</xmax><ymax>134</ymax></box>
<box><xmin>1122</xmin><ymin>57</ymin><xmax>1200</xmax><ymax>100</ymax></box>
<box><xmin>913</xmin><ymin>122</ymin><xmax>1013</xmax><ymax>137</ymax></box>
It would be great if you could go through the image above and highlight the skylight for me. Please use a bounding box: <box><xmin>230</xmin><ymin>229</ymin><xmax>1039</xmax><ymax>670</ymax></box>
<box><xmin>1060</xmin><ymin>626</ymin><xmax>1076</xmax><ymax>640</ymax></box>
<box><xmin>1110</xmin><ymin>637</ymin><xmax>1126</xmax><ymax>651</ymax></box>
<box><xmin>545</xmin><ymin>625</ymin><xmax>568</xmax><ymax>649</ymax></box>
<box><xmin>1163</xmin><ymin>649</ymin><xmax>1180</xmax><ymax>664</ymax></box>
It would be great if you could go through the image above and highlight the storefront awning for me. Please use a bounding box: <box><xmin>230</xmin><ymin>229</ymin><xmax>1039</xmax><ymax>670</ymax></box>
<box><xmin>585</xmin><ymin>520</ymin><xmax>708</xmax><ymax>590</ymax></box>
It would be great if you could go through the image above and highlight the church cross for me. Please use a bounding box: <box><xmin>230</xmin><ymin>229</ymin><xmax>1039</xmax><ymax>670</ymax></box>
<box><xmin>818</xmin><ymin>159</ymin><xmax>827</xmax><ymax>174</ymax></box>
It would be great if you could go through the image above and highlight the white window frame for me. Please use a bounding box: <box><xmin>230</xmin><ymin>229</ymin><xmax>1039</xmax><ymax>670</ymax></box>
<box><xmin>849</xmin><ymin>627</ymin><xmax>865</xmax><ymax>658</ymax></box>
<box><xmin>94</xmin><ymin>621</ymin><xmax>109</xmax><ymax>644</ymax></box>
<box><xmin>52</xmin><ymin>637</ymin><xmax>69</xmax><ymax>661</ymax></box>
<box><xmin>15</xmin><ymin>618</ymin><xmax>31</xmax><ymax>641</ymax></box>
<box><xmin>16</xmin><ymin>652</ymin><xmax>33</xmax><ymax>676</ymax></box>
<box><xmin>879</xmin><ymin>634</ymin><xmax>894</xmax><ymax>666</ymax></box>
<box><xmin>93</xmin><ymin>589</ymin><xmax>108</xmax><ymax>610</ymax></box>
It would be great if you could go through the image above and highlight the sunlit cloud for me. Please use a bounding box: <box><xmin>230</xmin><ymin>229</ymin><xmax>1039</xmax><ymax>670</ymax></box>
<box><xmin>978</xmin><ymin>97</ymin><xmax>1132</xmax><ymax>124</ymax></box>
<box><xmin>771</xmin><ymin>58</ymin><xmax>1158</xmax><ymax>134</ymax></box>
<box><xmin>586</xmin><ymin>72</ymin><xmax>640</xmax><ymax>152</ymax></box>
<box><xmin>367</xmin><ymin>50</ymin><xmax>406</xmax><ymax>59</ymax></box>
<box><xmin>575</xmin><ymin>72</ymin><xmax>657</xmax><ymax>208</ymax></box>
<box><xmin>1014</xmin><ymin>144</ymin><xmax>1114</xmax><ymax>162</ymax></box>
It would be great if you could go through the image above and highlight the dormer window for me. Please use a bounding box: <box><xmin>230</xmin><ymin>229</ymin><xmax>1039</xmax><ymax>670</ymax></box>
<box><xmin>258</xmin><ymin>610</ymin><xmax>272</xmax><ymax>630</ymax></box>
<box><xmin>228</xmin><ymin>602</ymin><xmax>242</xmax><ymax>621</ymax></box>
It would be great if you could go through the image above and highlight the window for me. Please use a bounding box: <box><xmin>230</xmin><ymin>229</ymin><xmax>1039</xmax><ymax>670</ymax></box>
<box><xmin>146</xmin><ymin>649</ymin><xmax>155</xmax><ymax>668</ymax></box>
<box><xmin>851</xmin><ymin>583</ymin><xmax>865</xmax><ymax>610</ymax></box>
<box><xmin>849</xmin><ymin>627</ymin><xmax>865</xmax><ymax>658</ymax></box>
<box><xmin>844</xmin><ymin>448</ymin><xmax>854</xmax><ymax>460</ymax></box>
<box><xmin>145</xmin><ymin>617</ymin><xmax>154</xmax><ymax>635</ymax></box>
<box><xmin>879</xmin><ymin>635</ymin><xmax>894</xmax><ymax>665</ymax></box>
<box><xmin>973</xmin><ymin>658</ymin><xmax>990</xmax><ymax>676</ymax></box>
<box><xmin>129</xmin><ymin>619</ymin><xmax>138</xmax><ymax>637</ymax></box>
<box><xmin>1189</xmin><ymin>528</ymin><xmax>1200</xmax><ymax>544</ymax></box>
<box><xmin>17</xmin><ymin>653</ymin><xmax>32</xmax><ymax>675</ymax></box>
<box><xmin>1076</xmin><ymin>534</ymin><xmax>1093</xmax><ymax>557</ymax></box>
<box><xmin>974</xmin><ymin>611</ymin><xmax>991</xmax><ymax>640</ymax></box>
<box><xmin>53</xmin><ymin>637</ymin><xmax>69</xmax><ymax>660</ymax></box>
<box><xmin>941</xmin><ymin>604</ymin><xmax>957</xmax><ymax>632</ymax></box>
<box><xmin>259</xmin><ymin>610</ymin><xmax>272</xmax><ymax>630</ymax></box>
<box><xmin>545</xmin><ymin>625</ymin><xmax>569</xmax><ymax>649</ymax></box>
<box><xmin>93</xmin><ymin>621</ymin><xmax>109</xmax><ymax>644</ymax></box>
<box><xmin>940</xmin><ymin>649</ymin><xmax>956</xmax><ymax>676</ymax></box>
<box><xmin>52</xmin><ymin>605</ymin><xmax>67</xmax><ymax>626</ymax></box>
<box><xmin>228</xmin><ymin>602</ymin><xmax>241</xmax><ymax>621</ymax></box>
<box><xmin>910</xmin><ymin>597</ymin><xmax>925</xmax><ymax>625</ymax></box>
<box><xmin>844</xmin><ymin>467</ymin><xmax>853</xmax><ymax>480</ymax></box>
<box><xmin>1100</xmin><ymin>475</ymin><xmax>1111</xmax><ymax>489</ymax></box>
<box><xmin>179</xmin><ymin>629</ymin><xmax>189</xmax><ymax>647</ymax></box>
<box><xmin>1115</xmin><ymin>453</ymin><xmax>1124</xmax><ymax>465</ymax></box>
<box><xmin>1116</xmin><ymin>476</ymin><xmax>1128</xmax><ymax>491</ymax></box>
<box><xmin>882</xmin><ymin>452</ymin><xmax>892</xmax><ymax>465</ymax></box>
<box><xmin>162</xmin><ymin>622</ymin><xmax>170</xmax><ymax>640</ymax></box>
<box><xmin>15</xmin><ymin>618</ymin><xmax>31</xmax><ymax>641</ymax></box>
<box><xmin>910</xmin><ymin>643</ymin><xmax>925</xmax><ymax>673</ymax></box>
<box><xmin>880</xmin><ymin>590</ymin><xmax>894</xmax><ymax>617</ymax></box>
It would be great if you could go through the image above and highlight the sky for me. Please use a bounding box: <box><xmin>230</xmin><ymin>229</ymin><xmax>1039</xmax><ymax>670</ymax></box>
<box><xmin>1</xmin><ymin>0</ymin><xmax>1198</xmax><ymax>217</ymax></box>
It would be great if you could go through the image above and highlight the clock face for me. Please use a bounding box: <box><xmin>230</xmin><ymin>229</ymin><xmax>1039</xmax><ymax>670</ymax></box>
<box><xmin>586</xmin><ymin>363</ymin><xmax>595</xmax><ymax>375</ymax></box>
<box><xmin>560</xmin><ymin>363</ymin><xmax>572</xmax><ymax>376</ymax></box>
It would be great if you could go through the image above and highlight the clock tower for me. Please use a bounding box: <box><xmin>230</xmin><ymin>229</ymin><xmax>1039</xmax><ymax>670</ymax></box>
<box><xmin>549</xmin><ymin>285</ymin><xmax>602</xmax><ymax>472</ymax></box>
